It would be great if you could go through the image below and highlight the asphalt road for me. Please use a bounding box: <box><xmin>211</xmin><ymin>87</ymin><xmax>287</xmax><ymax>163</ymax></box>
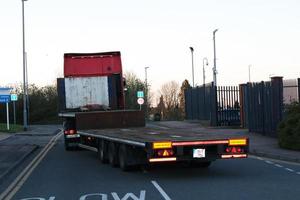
<box><xmin>6</xmin><ymin>136</ymin><xmax>300</xmax><ymax>200</ymax></box>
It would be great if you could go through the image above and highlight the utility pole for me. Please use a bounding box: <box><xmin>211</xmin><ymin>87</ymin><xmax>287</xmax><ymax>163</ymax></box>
<box><xmin>202</xmin><ymin>57</ymin><xmax>209</xmax><ymax>86</ymax></box>
<box><xmin>213</xmin><ymin>29</ymin><xmax>218</xmax><ymax>86</ymax></box>
<box><xmin>22</xmin><ymin>0</ymin><xmax>28</xmax><ymax>131</ymax></box>
<box><xmin>248</xmin><ymin>65</ymin><xmax>251</xmax><ymax>82</ymax></box>
<box><xmin>145</xmin><ymin>67</ymin><xmax>149</xmax><ymax>119</ymax></box>
<box><xmin>189</xmin><ymin>47</ymin><xmax>195</xmax><ymax>87</ymax></box>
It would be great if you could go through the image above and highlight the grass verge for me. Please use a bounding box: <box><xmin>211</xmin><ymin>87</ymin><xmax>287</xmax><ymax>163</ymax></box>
<box><xmin>0</xmin><ymin>123</ymin><xmax>23</xmax><ymax>133</ymax></box>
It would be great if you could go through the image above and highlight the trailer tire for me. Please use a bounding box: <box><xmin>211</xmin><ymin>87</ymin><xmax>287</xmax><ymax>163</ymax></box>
<box><xmin>108</xmin><ymin>142</ymin><xmax>119</xmax><ymax>167</ymax></box>
<box><xmin>64</xmin><ymin>140</ymin><xmax>72</xmax><ymax>151</ymax></box>
<box><xmin>98</xmin><ymin>140</ymin><xmax>108</xmax><ymax>164</ymax></box>
<box><xmin>118</xmin><ymin>145</ymin><xmax>131</xmax><ymax>171</ymax></box>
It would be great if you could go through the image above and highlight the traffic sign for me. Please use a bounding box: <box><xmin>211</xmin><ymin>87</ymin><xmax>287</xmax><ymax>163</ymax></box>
<box><xmin>0</xmin><ymin>88</ymin><xmax>12</xmax><ymax>95</ymax></box>
<box><xmin>137</xmin><ymin>98</ymin><xmax>144</xmax><ymax>105</ymax></box>
<box><xmin>0</xmin><ymin>95</ymin><xmax>11</xmax><ymax>103</ymax></box>
<box><xmin>137</xmin><ymin>91</ymin><xmax>144</xmax><ymax>98</ymax></box>
<box><xmin>11</xmin><ymin>94</ymin><xmax>18</xmax><ymax>101</ymax></box>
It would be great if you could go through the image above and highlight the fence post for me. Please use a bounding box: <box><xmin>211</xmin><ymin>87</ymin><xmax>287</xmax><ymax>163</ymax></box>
<box><xmin>298</xmin><ymin>78</ymin><xmax>300</xmax><ymax>102</ymax></box>
<box><xmin>210</xmin><ymin>82</ymin><xmax>218</xmax><ymax>126</ymax></box>
<box><xmin>239</xmin><ymin>84</ymin><xmax>246</xmax><ymax>128</ymax></box>
<box><xmin>271</xmin><ymin>76</ymin><xmax>283</xmax><ymax>137</ymax></box>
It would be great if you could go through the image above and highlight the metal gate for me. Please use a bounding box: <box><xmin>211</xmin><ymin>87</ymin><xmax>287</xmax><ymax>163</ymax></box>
<box><xmin>185</xmin><ymin>83</ymin><xmax>240</xmax><ymax>126</ymax></box>
<box><xmin>216</xmin><ymin>86</ymin><xmax>240</xmax><ymax>126</ymax></box>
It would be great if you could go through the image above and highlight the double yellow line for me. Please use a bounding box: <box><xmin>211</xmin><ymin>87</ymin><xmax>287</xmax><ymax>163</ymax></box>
<box><xmin>0</xmin><ymin>131</ymin><xmax>63</xmax><ymax>200</ymax></box>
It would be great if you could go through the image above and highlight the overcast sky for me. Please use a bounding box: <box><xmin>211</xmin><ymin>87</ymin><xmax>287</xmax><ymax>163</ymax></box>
<box><xmin>1</xmin><ymin>0</ymin><xmax>300</xmax><ymax>93</ymax></box>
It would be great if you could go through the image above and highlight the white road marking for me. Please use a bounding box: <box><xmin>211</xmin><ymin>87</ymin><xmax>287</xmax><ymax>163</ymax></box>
<box><xmin>265</xmin><ymin>160</ymin><xmax>274</xmax><ymax>164</ymax></box>
<box><xmin>285</xmin><ymin>168</ymin><xmax>295</xmax><ymax>172</ymax></box>
<box><xmin>111</xmin><ymin>191</ymin><xmax>146</xmax><ymax>200</ymax></box>
<box><xmin>256</xmin><ymin>157</ymin><xmax>264</xmax><ymax>161</ymax></box>
<box><xmin>0</xmin><ymin>131</ymin><xmax>63</xmax><ymax>200</ymax></box>
<box><xmin>253</xmin><ymin>156</ymin><xmax>299</xmax><ymax>175</ymax></box>
<box><xmin>151</xmin><ymin>181</ymin><xmax>171</xmax><ymax>200</ymax></box>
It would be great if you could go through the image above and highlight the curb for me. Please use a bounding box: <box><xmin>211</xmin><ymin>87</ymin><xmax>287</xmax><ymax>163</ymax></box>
<box><xmin>249</xmin><ymin>150</ymin><xmax>300</xmax><ymax>164</ymax></box>
<box><xmin>15</xmin><ymin>128</ymin><xmax>61</xmax><ymax>137</ymax></box>
<box><xmin>0</xmin><ymin>145</ymin><xmax>39</xmax><ymax>184</ymax></box>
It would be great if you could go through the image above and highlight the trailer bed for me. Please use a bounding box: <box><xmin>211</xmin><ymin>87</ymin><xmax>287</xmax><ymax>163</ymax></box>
<box><xmin>78</xmin><ymin>122</ymin><xmax>247</xmax><ymax>145</ymax></box>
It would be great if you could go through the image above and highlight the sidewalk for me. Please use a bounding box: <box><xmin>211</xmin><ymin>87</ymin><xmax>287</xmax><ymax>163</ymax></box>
<box><xmin>242</xmin><ymin>131</ymin><xmax>300</xmax><ymax>163</ymax></box>
<box><xmin>154</xmin><ymin>121</ymin><xmax>300</xmax><ymax>163</ymax></box>
<box><xmin>0</xmin><ymin>125</ymin><xmax>60</xmax><ymax>184</ymax></box>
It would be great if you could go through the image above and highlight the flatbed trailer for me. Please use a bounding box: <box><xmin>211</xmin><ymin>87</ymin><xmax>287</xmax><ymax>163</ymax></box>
<box><xmin>57</xmin><ymin>51</ymin><xmax>249</xmax><ymax>171</ymax></box>
<box><xmin>60</xmin><ymin>112</ymin><xmax>249</xmax><ymax>171</ymax></box>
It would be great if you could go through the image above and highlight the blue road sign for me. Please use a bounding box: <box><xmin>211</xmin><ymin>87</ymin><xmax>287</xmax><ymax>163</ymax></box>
<box><xmin>137</xmin><ymin>91</ymin><xmax>144</xmax><ymax>98</ymax></box>
<box><xmin>0</xmin><ymin>95</ymin><xmax>11</xmax><ymax>103</ymax></box>
<box><xmin>11</xmin><ymin>94</ymin><xmax>18</xmax><ymax>101</ymax></box>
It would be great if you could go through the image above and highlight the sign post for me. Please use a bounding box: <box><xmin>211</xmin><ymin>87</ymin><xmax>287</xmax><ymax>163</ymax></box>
<box><xmin>6</xmin><ymin>102</ymin><xmax>9</xmax><ymax>130</ymax></box>
<box><xmin>11</xmin><ymin>94</ymin><xmax>18</xmax><ymax>125</ymax></box>
<box><xmin>0</xmin><ymin>88</ymin><xmax>12</xmax><ymax>131</ymax></box>
<box><xmin>137</xmin><ymin>91</ymin><xmax>145</xmax><ymax>111</ymax></box>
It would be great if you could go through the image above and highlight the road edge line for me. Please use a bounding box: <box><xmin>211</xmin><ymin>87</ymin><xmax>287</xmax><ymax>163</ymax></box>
<box><xmin>0</xmin><ymin>131</ymin><xmax>62</xmax><ymax>200</ymax></box>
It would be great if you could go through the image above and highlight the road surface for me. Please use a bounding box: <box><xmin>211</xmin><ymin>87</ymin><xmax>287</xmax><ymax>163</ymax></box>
<box><xmin>3</xmin><ymin>134</ymin><xmax>300</xmax><ymax>200</ymax></box>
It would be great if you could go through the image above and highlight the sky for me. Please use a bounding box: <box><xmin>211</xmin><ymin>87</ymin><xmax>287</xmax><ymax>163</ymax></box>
<box><xmin>1</xmin><ymin>0</ymin><xmax>300</xmax><ymax>95</ymax></box>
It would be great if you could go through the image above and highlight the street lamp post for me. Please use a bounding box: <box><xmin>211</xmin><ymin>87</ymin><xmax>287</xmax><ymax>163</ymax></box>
<box><xmin>248</xmin><ymin>65</ymin><xmax>251</xmax><ymax>82</ymax></box>
<box><xmin>22</xmin><ymin>0</ymin><xmax>28</xmax><ymax>131</ymax></box>
<box><xmin>213</xmin><ymin>29</ymin><xmax>218</xmax><ymax>86</ymax></box>
<box><xmin>145</xmin><ymin>67</ymin><xmax>149</xmax><ymax>119</ymax></box>
<box><xmin>189</xmin><ymin>47</ymin><xmax>195</xmax><ymax>87</ymax></box>
<box><xmin>202</xmin><ymin>57</ymin><xmax>209</xmax><ymax>87</ymax></box>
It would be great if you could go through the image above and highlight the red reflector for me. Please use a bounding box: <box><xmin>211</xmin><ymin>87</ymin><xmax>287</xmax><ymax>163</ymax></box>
<box><xmin>157</xmin><ymin>149</ymin><xmax>174</xmax><ymax>157</ymax></box>
<box><xmin>64</xmin><ymin>130</ymin><xmax>69</xmax><ymax>135</ymax></box>
<box><xmin>231</xmin><ymin>147</ymin><xmax>237</xmax><ymax>153</ymax></box>
<box><xmin>225</xmin><ymin>147</ymin><xmax>244</xmax><ymax>153</ymax></box>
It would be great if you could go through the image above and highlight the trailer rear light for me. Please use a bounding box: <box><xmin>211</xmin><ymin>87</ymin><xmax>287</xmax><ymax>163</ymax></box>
<box><xmin>149</xmin><ymin>157</ymin><xmax>177</xmax><ymax>163</ymax></box>
<box><xmin>229</xmin><ymin>139</ymin><xmax>247</xmax><ymax>146</ymax></box>
<box><xmin>225</xmin><ymin>147</ymin><xmax>244</xmax><ymax>153</ymax></box>
<box><xmin>153</xmin><ymin>142</ymin><xmax>172</xmax><ymax>149</ymax></box>
<box><xmin>157</xmin><ymin>149</ymin><xmax>174</xmax><ymax>157</ymax></box>
<box><xmin>221</xmin><ymin>154</ymin><xmax>247</xmax><ymax>159</ymax></box>
<box><xmin>64</xmin><ymin>129</ymin><xmax>77</xmax><ymax>135</ymax></box>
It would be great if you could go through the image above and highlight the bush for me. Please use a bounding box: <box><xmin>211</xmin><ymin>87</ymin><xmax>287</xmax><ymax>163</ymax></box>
<box><xmin>278</xmin><ymin>102</ymin><xmax>300</xmax><ymax>150</ymax></box>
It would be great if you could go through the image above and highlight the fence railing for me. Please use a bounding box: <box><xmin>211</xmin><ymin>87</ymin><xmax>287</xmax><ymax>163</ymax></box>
<box><xmin>240</xmin><ymin>77</ymin><xmax>284</xmax><ymax>137</ymax></box>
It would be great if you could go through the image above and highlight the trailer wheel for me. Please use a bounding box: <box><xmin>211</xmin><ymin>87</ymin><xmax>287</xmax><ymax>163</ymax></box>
<box><xmin>64</xmin><ymin>140</ymin><xmax>72</xmax><ymax>151</ymax></box>
<box><xmin>108</xmin><ymin>142</ymin><xmax>119</xmax><ymax>167</ymax></box>
<box><xmin>98</xmin><ymin>140</ymin><xmax>108</xmax><ymax>163</ymax></box>
<box><xmin>118</xmin><ymin>145</ymin><xmax>131</xmax><ymax>171</ymax></box>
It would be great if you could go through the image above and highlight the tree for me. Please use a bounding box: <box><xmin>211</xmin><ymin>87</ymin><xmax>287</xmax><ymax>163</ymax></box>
<box><xmin>159</xmin><ymin>81</ymin><xmax>181</xmax><ymax>120</ymax></box>
<box><xmin>124</xmin><ymin>71</ymin><xmax>146</xmax><ymax>110</ymax></box>
<box><xmin>178</xmin><ymin>79</ymin><xmax>191</xmax><ymax>119</ymax></box>
<box><xmin>156</xmin><ymin>95</ymin><xmax>166</xmax><ymax>119</ymax></box>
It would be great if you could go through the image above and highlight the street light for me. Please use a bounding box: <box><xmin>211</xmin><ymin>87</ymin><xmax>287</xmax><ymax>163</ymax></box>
<box><xmin>22</xmin><ymin>0</ymin><xmax>28</xmax><ymax>131</ymax></box>
<box><xmin>189</xmin><ymin>47</ymin><xmax>195</xmax><ymax>87</ymax></box>
<box><xmin>145</xmin><ymin>67</ymin><xmax>149</xmax><ymax>119</ymax></box>
<box><xmin>248</xmin><ymin>65</ymin><xmax>251</xmax><ymax>82</ymax></box>
<box><xmin>202</xmin><ymin>57</ymin><xmax>209</xmax><ymax>87</ymax></box>
<box><xmin>213</xmin><ymin>29</ymin><xmax>218</xmax><ymax>86</ymax></box>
